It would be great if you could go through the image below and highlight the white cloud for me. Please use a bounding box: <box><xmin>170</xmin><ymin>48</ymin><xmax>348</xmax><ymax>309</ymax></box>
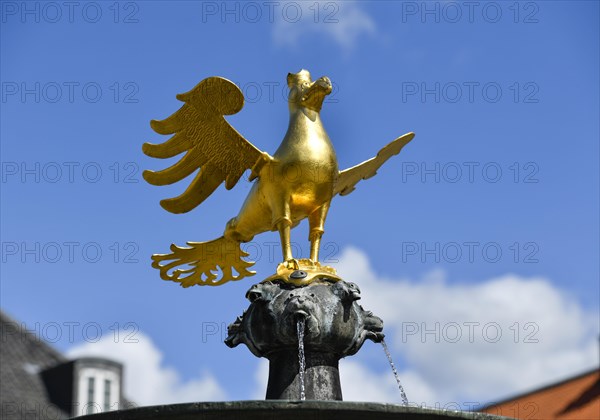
<box><xmin>272</xmin><ymin>1</ymin><xmax>375</xmax><ymax>52</ymax></box>
<box><xmin>67</xmin><ymin>331</ymin><xmax>227</xmax><ymax>406</ymax></box>
<box><xmin>332</xmin><ymin>247</ymin><xmax>599</xmax><ymax>407</ymax></box>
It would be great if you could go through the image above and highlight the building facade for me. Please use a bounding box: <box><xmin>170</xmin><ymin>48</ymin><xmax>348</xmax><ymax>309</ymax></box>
<box><xmin>1</xmin><ymin>311</ymin><xmax>132</xmax><ymax>419</ymax></box>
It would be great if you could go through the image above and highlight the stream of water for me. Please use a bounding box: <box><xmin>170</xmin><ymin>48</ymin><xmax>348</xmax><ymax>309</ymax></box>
<box><xmin>296</xmin><ymin>318</ymin><xmax>306</xmax><ymax>401</ymax></box>
<box><xmin>381</xmin><ymin>339</ymin><xmax>408</xmax><ymax>405</ymax></box>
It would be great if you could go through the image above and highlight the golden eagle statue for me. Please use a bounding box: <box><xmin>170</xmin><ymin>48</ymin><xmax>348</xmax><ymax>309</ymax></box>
<box><xmin>143</xmin><ymin>70</ymin><xmax>414</xmax><ymax>287</ymax></box>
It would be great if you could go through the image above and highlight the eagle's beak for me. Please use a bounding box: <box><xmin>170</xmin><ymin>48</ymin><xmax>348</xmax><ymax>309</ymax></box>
<box><xmin>314</xmin><ymin>76</ymin><xmax>332</xmax><ymax>94</ymax></box>
<box><xmin>301</xmin><ymin>77</ymin><xmax>332</xmax><ymax>111</ymax></box>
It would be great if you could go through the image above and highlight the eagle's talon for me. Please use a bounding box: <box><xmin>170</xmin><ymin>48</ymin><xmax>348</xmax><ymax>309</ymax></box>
<box><xmin>284</xmin><ymin>259</ymin><xmax>300</xmax><ymax>270</ymax></box>
<box><xmin>307</xmin><ymin>259</ymin><xmax>319</xmax><ymax>268</ymax></box>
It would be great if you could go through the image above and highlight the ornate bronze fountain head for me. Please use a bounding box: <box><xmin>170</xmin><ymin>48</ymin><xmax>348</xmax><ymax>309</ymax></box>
<box><xmin>226</xmin><ymin>279</ymin><xmax>383</xmax><ymax>400</ymax></box>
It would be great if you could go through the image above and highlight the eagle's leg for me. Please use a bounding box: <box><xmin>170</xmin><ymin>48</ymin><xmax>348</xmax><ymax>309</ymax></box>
<box><xmin>272</xmin><ymin>197</ymin><xmax>298</xmax><ymax>269</ymax></box>
<box><xmin>277</xmin><ymin>219</ymin><xmax>293</xmax><ymax>261</ymax></box>
<box><xmin>276</xmin><ymin>219</ymin><xmax>300</xmax><ymax>269</ymax></box>
<box><xmin>308</xmin><ymin>202</ymin><xmax>330</xmax><ymax>263</ymax></box>
<box><xmin>273</xmin><ymin>198</ymin><xmax>300</xmax><ymax>269</ymax></box>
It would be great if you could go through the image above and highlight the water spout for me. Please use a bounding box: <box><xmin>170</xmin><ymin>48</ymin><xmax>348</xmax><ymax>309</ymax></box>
<box><xmin>296</xmin><ymin>318</ymin><xmax>306</xmax><ymax>401</ymax></box>
<box><xmin>381</xmin><ymin>339</ymin><xmax>408</xmax><ymax>406</ymax></box>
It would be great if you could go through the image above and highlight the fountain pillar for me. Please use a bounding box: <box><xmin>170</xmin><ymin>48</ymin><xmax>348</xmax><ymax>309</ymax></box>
<box><xmin>266</xmin><ymin>350</ymin><xmax>342</xmax><ymax>400</ymax></box>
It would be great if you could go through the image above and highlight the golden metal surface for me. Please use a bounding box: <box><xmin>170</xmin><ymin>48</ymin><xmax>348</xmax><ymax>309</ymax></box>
<box><xmin>144</xmin><ymin>70</ymin><xmax>414</xmax><ymax>287</ymax></box>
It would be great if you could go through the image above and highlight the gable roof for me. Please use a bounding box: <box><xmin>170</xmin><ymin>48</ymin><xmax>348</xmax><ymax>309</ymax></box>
<box><xmin>480</xmin><ymin>368</ymin><xmax>600</xmax><ymax>419</ymax></box>
<box><xmin>0</xmin><ymin>310</ymin><xmax>70</xmax><ymax>419</ymax></box>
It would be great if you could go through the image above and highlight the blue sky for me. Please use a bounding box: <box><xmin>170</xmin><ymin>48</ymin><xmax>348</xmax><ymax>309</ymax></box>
<box><xmin>2</xmin><ymin>0</ymin><xmax>599</xmax><ymax>410</ymax></box>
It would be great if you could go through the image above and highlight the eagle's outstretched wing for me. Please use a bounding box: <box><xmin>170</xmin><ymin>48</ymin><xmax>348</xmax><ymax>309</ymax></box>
<box><xmin>143</xmin><ymin>77</ymin><xmax>272</xmax><ymax>214</ymax></box>
<box><xmin>334</xmin><ymin>132</ymin><xmax>415</xmax><ymax>196</ymax></box>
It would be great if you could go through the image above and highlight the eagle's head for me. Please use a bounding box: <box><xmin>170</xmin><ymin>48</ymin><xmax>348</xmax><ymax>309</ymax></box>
<box><xmin>287</xmin><ymin>69</ymin><xmax>332</xmax><ymax>113</ymax></box>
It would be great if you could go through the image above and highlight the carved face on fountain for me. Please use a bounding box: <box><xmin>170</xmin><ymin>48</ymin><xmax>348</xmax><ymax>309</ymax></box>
<box><xmin>225</xmin><ymin>280</ymin><xmax>383</xmax><ymax>358</ymax></box>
